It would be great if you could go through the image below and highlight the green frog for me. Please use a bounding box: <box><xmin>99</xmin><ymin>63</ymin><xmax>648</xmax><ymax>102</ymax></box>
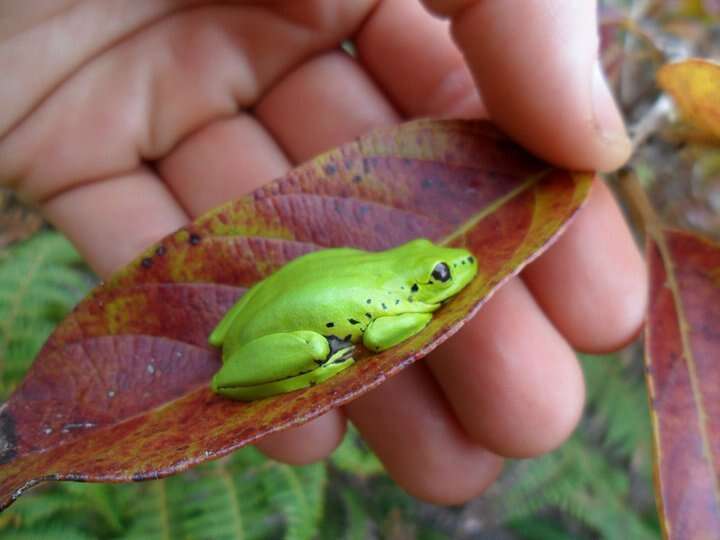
<box><xmin>209</xmin><ymin>238</ymin><xmax>477</xmax><ymax>400</ymax></box>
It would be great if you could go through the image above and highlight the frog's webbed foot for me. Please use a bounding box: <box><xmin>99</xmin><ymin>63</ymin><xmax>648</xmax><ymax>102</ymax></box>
<box><xmin>212</xmin><ymin>330</ymin><xmax>355</xmax><ymax>401</ymax></box>
<box><xmin>326</xmin><ymin>344</ymin><xmax>354</xmax><ymax>365</ymax></box>
<box><xmin>325</xmin><ymin>334</ymin><xmax>354</xmax><ymax>363</ymax></box>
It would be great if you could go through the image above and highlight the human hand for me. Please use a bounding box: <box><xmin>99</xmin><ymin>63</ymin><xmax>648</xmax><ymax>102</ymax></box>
<box><xmin>0</xmin><ymin>0</ymin><xmax>645</xmax><ymax>504</ymax></box>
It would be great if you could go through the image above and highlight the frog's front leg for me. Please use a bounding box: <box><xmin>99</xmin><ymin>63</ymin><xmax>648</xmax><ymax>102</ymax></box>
<box><xmin>212</xmin><ymin>330</ymin><xmax>354</xmax><ymax>401</ymax></box>
<box><xmin>363</xmin><ymin>312</ymin><xmax>433</xmax><ymax>352</ymax></box>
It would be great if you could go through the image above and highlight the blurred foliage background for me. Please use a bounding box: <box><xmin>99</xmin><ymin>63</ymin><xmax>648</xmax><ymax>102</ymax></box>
<box><xmin>1</xmin><ymin>0</ymin><xmax>718</xmax><ymax>538</ymax></box>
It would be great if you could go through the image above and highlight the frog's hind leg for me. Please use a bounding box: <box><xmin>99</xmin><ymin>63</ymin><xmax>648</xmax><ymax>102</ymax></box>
<box><xmin>227</xmin><ymin>355</ymin><xmax>355</xmax><ymax>401</ymax></box>
<box><xmin>212</xmin><ymin>331</ymin><xmax>355</xmax><ymax>401</ymax></box>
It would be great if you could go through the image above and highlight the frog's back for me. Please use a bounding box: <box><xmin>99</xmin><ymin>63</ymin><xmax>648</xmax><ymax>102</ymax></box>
<box><xmin>225</xmin><ymin>247</ymin><xmax>396</xmax><ymax>346</ymax></box>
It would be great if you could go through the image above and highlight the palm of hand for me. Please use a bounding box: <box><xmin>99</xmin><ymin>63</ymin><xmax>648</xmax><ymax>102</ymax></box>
<box><xmin>1</xmin><ymin>2</ymin><xmax>391</xmax><ymax>274</ymax></box>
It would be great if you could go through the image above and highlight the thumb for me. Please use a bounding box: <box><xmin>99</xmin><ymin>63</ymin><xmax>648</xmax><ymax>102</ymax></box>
<box><xmin>424</xmin><ymin>0</ymin><xmax>631</xmax><ymax>172</ymax></box>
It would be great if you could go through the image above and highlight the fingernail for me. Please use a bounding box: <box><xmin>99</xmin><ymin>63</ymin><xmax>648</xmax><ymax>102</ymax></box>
<box><xmin>591</xmin><ymin>61</ymin><xmax>631</xmax><ymax>151</ymax></box>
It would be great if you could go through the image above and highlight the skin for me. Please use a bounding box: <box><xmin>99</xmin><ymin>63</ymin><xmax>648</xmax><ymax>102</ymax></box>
<box><xmin>210</xmin><ymin>239</ymin><xmax>477</xmax><ymax>400</ymax></box>
<box><xmin>0</xmin><ymin>1</ymin><xmax>647</xmax><ymax>505</ymax></box>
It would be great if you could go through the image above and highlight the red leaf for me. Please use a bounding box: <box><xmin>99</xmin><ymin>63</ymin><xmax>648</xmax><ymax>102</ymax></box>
<box><xmin>646</xmin><ymin>228</ymin><xmax>720</xmax><ymax>538</ymax></box>
<box><xmin>0</xmin><ymin>119</ymin><xmax>592</xmax><ymax>509</ymax></box>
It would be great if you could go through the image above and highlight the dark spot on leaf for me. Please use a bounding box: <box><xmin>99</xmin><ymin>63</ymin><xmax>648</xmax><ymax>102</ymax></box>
<box><xmin>324</xmin><ymin>163</ymin><xmax>337</xmax><ymax>175</ymax></box>
<box><xmin>365</xmin><ymin>312</ymin><xmax>372</xmax><ymax>318</ymax></box>
<box><xmin>0</xmin><ymin>410</ymin><xmax>18</xmax><ymax>465</ymax></box>
<box><xmin>348</xmin><ymin>318</ymin><xmax>360</xmax><ymax>325</ymax></box>
<box><xmin>381</xmin><ymin>303</ymin><xmax>387</xmax><ymax>310</ymax></box>
<box><xmin>155</xmin><ymin>245</ymin><xmax>166</xmax><ymax>256</ymax></box>
<box><xmin>326</xmin><ymin>322</ymin><xmax>335</xmax><ymax>328</ymax></box>
<box><xmin>366</xmin><ymin>299</ymin><xmax>371</xmax><ymax>304</ymax></box>
<box><xmin>344</xmin><ymin>334</ymin><xmax>351</xmax><ymax>342</ymax></box>
<box><xmin>189</xmin><ymin>234</ymin><xmax>201</xmax><ymax>245</ymax></box>
<box><xmin>352</xmin><ymin>175</ymin><xmax>362</xmax><ymax>183</ymax></box>
<box><xmin>411</xmin><ymin>284</ymin><xmax>419</xmax><ymax>293</ymax></box>
<box><xmin>141</xmin><ymin>258</ymin><xmax>153</xmax><ymax>269</ymax></box>
<box><xmin>408</xmin><ymin>297</ymin><xmax>414</xmax><ymax>303</ymax></box>
<box><xmin>400</xmin><ymin>286</ymin><xmax>405</xmax><ymax>290</ymax></box>
<box><xmin>309</xmin><ymin>381</ymin><xmax>317</xmax><ymax>387</ymax></box>
<box><xmin>461</xmin><ymin>260</ymin><xmax>466</xmax><ymax>265</ymax></box>
<box><xmin>314</xmin><ymin>359</ymin><xmax>325</xmax><ymax>366</ymax></box>
<box><xmin>395</xmin><ymin>299</ymin><xmax>400</xmax><ymax>305</ymax></box>
<box><xmin>467</xmin><ymin>256</ymin><xmax>474</xmax><ymax>263</ymax></box>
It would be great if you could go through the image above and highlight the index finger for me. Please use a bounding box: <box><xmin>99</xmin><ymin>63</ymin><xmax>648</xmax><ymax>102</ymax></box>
<box><xmin>425</xmin><ymin>0</ymin><xmax>631</xmax><ymax>172</ymax></box>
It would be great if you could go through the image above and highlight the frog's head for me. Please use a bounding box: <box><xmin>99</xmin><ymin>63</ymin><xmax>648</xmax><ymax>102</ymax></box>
<box><xmin>390</xmin><ymin>239</ymin><xmax>477</xmax><ymax>305</ymax></box>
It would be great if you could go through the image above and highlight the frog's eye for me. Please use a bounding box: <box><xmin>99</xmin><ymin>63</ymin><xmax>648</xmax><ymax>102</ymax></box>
<box><xmin>431</xmin><ymin>262</ymin><xmax>451</xmax><ymax>283</ymax></box>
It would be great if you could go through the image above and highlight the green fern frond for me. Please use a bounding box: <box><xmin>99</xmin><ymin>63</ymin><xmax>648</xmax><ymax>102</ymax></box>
<box><xmin>0</xmin><ymin>231</ymin><xmax>92</xmax><ymax>398</ymax></box>
<box><xmin>117</xmin><ymin>446</ymin><xmax>325</xmax><ymax>540</ymax></box>
<box><xmin>580</xmin><ymin>354</ymin><xmax>652</xmax><ymax>460</ymax></box>
<box><xmin>264</xmin><ymin>460</ymin><xmax>326</xmax><ymax>540</ymax></box>
<box><xmin>487</xmin><ymin>353</ymin><xmax>658</xmax><ymax>539</ymax></box>
<box><xmin>2</xmin><ymin>525</ymin><xmax>95</xmax><ymax>540</ymax></box>
<box><xmin>62</xmin><ymin>483</ymin><xmax>127</xmax><ymax>534</ymax></box>
<box><xmin>179</xmin><ymin>457</ymin><xmax>273</xmax><ymax>540</ymax></box>
<box><xmin>2</xmin><ymin>485</ymin><xmax>87</xmax><ymax>528</ymax></box>
<box><xmin>189</xmin><ymin>461</ymin><xmax>248</xmax><ymax>540</ymax></box>
<box><xmin>330</xmin><ymin>425</ymin><xmax>383</xmax><ymax>478</ymax></box>
<box><xmin>121</xmin><ymin>480</ymin><xmax>184</xmax><ymax>540</ymax></box>
<box><xmin>507</xmin><ymin>516</ymin><xmax>578</xmax><ymax>540</ymax></box>
<box><xmin>339</xmin><ymin>488</ymin><xmax>373</xmax><ymax>540</ymax></box>
<box><xmin>1</xmin><ymin>481</ymin><xmax>133</xmax><ymax>538</ymax></box>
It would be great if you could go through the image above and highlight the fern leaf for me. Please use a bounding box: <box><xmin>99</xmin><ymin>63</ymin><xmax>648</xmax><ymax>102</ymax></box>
<box><xmin>121</xmin><ymin>481</ymin><xmax>184</xmax><ymax>540</ymax></box>
<box><xmin>2</xmin><ymin>481</ymin><xmax>132</xmax><ymax>537</ymax></box>
<box><xmin>179</xmin><ymin>458</ymin><xmax>270</xmax><ymax>540</ymax></box>
<box><xmin>493</xmin><ymin>438</ymin><xmax>657</xmax><ymax>539</ymax></box>
<box><xmin>508</xmin><ymin>516</ymin><xmax>578</xmax><ymax>540</ymax></box>
<box><xmin>0</xmin><ymin>231</ymin><xmax>91</xmax><ymax>398</ymax></box>
<box><xmin>330</xmin><ymin>425</ymin><xmax>384</xmax><ymax>478</ymax></box>
<box><xmin>62</xmin><ymin>483</ymin><xmax>126</xmax><ymax>534</ymax></box>
<box><xmin>2</xmin><ymin>485</ymin><xmax>87</xmax><ymax>528</ymax></box>
<box><xmin>263</xmin><ymin>461</ymin><xmax>326</xmax><ymax>540</ymax></box>
<box><xmin>340</xmin><ymin>488</ymin><xmax>373</xmax><ymax>540</ymax></box>
<box><xmin>580</xmin><ymin>354</ymin><xmax>651</xmax><ymax>460</ymax></box>
<box><xmin>2</xmin><ymin>525</ymin><xmax>95</xmax><ymax>540</ymax></box>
